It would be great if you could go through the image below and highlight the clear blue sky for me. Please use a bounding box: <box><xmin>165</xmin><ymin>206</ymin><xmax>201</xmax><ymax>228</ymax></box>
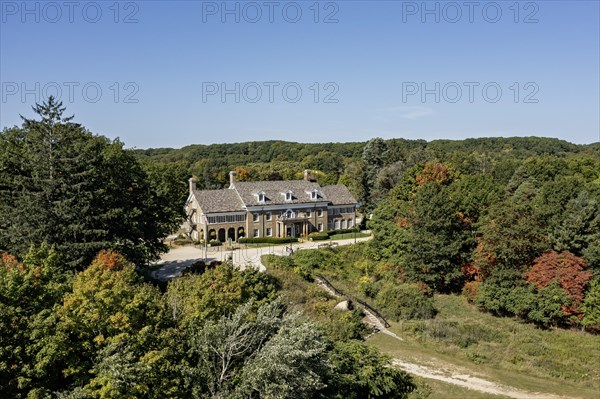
<box><xmin>1</xmin><ymin>0</ymin><xmax>598</xmax><ymax>148</ymax></box>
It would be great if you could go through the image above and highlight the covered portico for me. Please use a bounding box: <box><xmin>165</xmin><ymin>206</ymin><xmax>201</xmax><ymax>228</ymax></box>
<box><xmin>276</xmin><ymin>219</ymin><xmax>310</xmax><ymax>238</ymax></box>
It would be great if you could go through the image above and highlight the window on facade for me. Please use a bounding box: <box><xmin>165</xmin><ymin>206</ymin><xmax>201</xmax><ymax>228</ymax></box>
<box><xmin>348</xmin><ymin>219</ymin><xmax>353</xmax><ymax>227</ymax></box>
<box><xmin>306</xmin><ymin>209</ymin><xmax>311</xmax><ymax>218</ymax></box>
<box><xmin>266</xmin><ymin>212</ymin><xmax>272</xmax><ymax>221</ymax></box>
<box><xmin>207</xmin><ymin>214</ymin><xmax>246</xmax><ymax>224</ymax></box>
<box><xmin>266</xmin><ymin>227</ymin><xmax>272</xmax><ymax>236</ymax></box>
<box><xmin>317</xmin><ymin>209</ymin><xmax>323</xmax><ymax>217</ymax></box>
<box><xmin>341</xmin><ymin>220</ymin><xmax>346</xmax><ymax>229</ymax></box>
<box><xmin>253</xmin><ymin>228</ymin><xmax>259</xmax><ymax>237</ymax></box>
<box><xmin>253</xmin><ymin>213</ymin><xmax>259</xmax><ymax>222</ymax></box>
<box><xmin>318</xmin><ymin>223</ymin><xmax>323</xmax><ymax>232</ymax></box>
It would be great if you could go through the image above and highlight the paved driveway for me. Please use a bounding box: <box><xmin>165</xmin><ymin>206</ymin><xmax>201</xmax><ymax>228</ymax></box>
<box><xmin>151</xmin><ymin>236</ymin><xmax>372</xmax><ymax>282</ymax></box>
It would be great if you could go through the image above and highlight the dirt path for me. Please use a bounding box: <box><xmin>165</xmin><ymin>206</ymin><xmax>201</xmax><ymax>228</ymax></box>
<box><xmin>151</xmin><ymin>236</ymin><xmax>372</xmax><ymax>281</ymax></box>
<box><xmin>312</xmin><ymin>277</ymin><xmax>579</xmax><ymax>399</ymax></box>
<box><xmin>391</xmin><ymin>359</ymin><xmax>577</xmax><ymax>399</ymax></box>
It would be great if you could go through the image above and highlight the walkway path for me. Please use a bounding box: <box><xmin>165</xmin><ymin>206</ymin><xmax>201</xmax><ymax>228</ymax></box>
<box><xmin>151</xmin><ymin>236</ymin><xmax>372</xmax><ymax>282</ymax></box>
<box><xmin>391</xmin><ymin>359</ymin><xmax>576</xmax><ymax>399</ymax></box>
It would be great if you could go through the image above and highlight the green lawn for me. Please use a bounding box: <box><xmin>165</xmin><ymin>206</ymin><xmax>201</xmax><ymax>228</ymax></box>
<box><xmin>328</xmin><ymin>232</ymin><xmax>371</xmax><ymax>240</ymax></box>
<box><xmin>243</xmin><ymin>243</ymin><xmax>276</xmax><ymax>248</ymax></box>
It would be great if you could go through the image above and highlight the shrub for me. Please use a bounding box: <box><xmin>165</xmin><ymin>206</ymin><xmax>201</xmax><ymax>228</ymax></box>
<box><xmin>526</xmin><ymin>251</ymin><xmax>592</xmax><ymax>317</ymax></box>
<box><xmin>357</xmin><ymin>276</ymin><xmax>380</xmax><ymax>299</ymax></box>
<box><xmin>208</xmin><ymin>240</ymin><xmax>222</xmax><ymax>246</ymax></box>
<box><xmin>462</xmin><ymin>281</ymin><xmax>480</xmax><ymax>303</ymax></box>
<box><xmin>375</xmin><ymin>283</ymin><xmax>436</xmax><ymax>321</ymax></box>
<box><xmin>239</xmin><ymin>237</ymin><xmax>298</xmax><ymax>244</ymax></box>
<box><xmin>474</xmin><ymin>268</ymin><xmax>534</xmax><ymax>317</ymax></box>
<box><xmin>262</xmin><ymin>254</ymin><xmax>294</xmax><ymax>269</ymax></box>
<box><xmin>527</xmin><ymin>281</ymin><xmax>571</xmax><ymax>327</ymax></box>
<box><xmin>308</xmin><ymin>232</ymin><xmax>329</xmax><ymax>241</ymax></box>
<box><xmin>327</xmin><ymin>228</ymin><xmax>359</xmax><ymax>236</ymax></box>
<box><xmin>582</xmin><ymin>278</ymin><xmax>600</xmax><ymax>332</ymax></box>
<box><xmin>182</xmin><ymin>260</ymin><xmax>221</xmax><ymax>275</ymax></box>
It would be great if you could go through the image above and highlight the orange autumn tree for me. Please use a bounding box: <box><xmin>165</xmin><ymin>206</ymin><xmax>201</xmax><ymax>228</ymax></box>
<box><xmin>526</xmin><ymin>251</ymin><xmax>593</xmax><ymax>317</ymax></box>
<box><xmin>415</xmin><ymin>162</ymin><xmax>457</xmax><ymax>186</ymax></box>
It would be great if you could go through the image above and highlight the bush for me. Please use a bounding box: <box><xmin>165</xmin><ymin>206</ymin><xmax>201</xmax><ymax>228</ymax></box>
<box><xmin>474</xmin><ymin>268</ymin><xmax>534</xmax><ymax>317</ymax></box>
<box><xmin>327</xmin><ymin>228</ymin><xmax>359</xmax><ymax>235</ymax></box>
<box><xmin>375</xmin><ymin>283</ymin><xmax>436</xmax><ymax>321</ymax></box>
<box><xmin>208</xmin><ymin>239</ymin><xmax>222</xmax><ymax>246</ymax></box>
<box><xmin>239</xmin><ymin>237</ymin><xmax>298</xmax><ymax>244</ymax></box>
<box><xmin>308</xmin><ymin>232</ymin><xmax>329</xmax><ymax>241</ymax></box>
<box><xmin>182</xmin><ymin>260</ymin><xmax>221</xmax><ymax>275</ymax></box>
<box><xmin>462</xmin><ymin>281</ymin><xmax>480</xmax><ymax>303</ymax></box>
<box><xmin>582</xmin><ymin>278</ymin><xmax>600</xmax><ymax>332</ymax></box>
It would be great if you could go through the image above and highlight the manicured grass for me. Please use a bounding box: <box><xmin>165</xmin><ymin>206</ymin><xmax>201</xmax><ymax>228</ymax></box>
<box><xmin>328</xmin><ymin>232</ymin><xmax>371</xmax><ymax>240</ymax></box>
<box><xmin>243</xmin><ymin>243</ymin><xmax>275</xmax><ymax>248</ymax></box>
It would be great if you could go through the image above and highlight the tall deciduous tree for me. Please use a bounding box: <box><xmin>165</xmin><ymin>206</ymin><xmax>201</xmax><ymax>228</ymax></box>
<box><xmin>525</xmin><ymin>251</ymin><xmax>592</xmax><ymax>318</ymax></box>
<box><xmin>361</xmin><ymin>138</ymin><xmax>388</xmax><ymax>211</ymax></box>
<box><xmin>0</xmin><ymin>246</ymin><xmax>70</xmax><ymax>398</ymax></box>
<box><xmin>35</xmin><ymin>250</ymin><xmax>171</xmax><ymax>396</ymax></box>
<box><xmin>403</xmin><ymin>183</ymin><xmax>471</xmax><ymax>292</ymax></box>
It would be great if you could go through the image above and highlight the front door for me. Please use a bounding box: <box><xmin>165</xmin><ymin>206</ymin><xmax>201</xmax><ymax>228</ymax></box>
<box><xmin>286</xmin><ymin>226</ymin><xmax>293</xmax><ymax>237</ymax></box>
<box><xmin>295</xmin><ymin>223</ymin><xmax>301</xmax><ymax>237</ymax></box>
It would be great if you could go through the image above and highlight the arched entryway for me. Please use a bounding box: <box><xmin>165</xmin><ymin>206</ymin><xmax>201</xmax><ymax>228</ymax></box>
<box><xmin>227</xmin><ymin>227</ymin><xmax>236</xmax><ymax>241</ymax></box>
<box><xmin>238</xmin><ymin>227</ymin><xmax>245</xmax><ymax>239</ymax></box>
<box><xmin>218</xmin><ymin>228</ymin><xmax>226</xmax><ymax>242</ymax></box>
<box><xmin>209</xmin><ymin>229</ymin><xmax>216</xmax><ymax>241</ymax></box>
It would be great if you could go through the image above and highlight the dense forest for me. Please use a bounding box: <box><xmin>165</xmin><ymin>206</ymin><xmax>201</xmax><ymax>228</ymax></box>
<box><xmin>135</xmin><ymin>133</ymin><xmax>600</xmax><ymax>329</ymax></box>
<box><xmin>1</xmin><ymin>98</ymin><xmax>599</xmax><ymax>398</ymax></box>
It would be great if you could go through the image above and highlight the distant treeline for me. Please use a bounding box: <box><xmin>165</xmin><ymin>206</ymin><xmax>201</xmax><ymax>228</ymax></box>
<box><xmin>133</xmin><ymin>137</ymin><xmax>599</xmax><ymax>211</ymax></box>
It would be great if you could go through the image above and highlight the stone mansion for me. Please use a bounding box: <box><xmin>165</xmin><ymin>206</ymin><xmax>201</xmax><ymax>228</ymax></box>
<box><xmin>185</xmin><ymin>170</ymin><xmax>358</xmax><ymax>242</ymax></box>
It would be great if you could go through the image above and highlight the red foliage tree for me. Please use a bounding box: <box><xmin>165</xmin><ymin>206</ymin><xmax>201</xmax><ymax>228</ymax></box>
<box><xmin>526</xmin><ymin>251</ymin><xmax>593</xmax><ymax>317</ymax></box>
<box><xmin>90</xmin><ymin>250</ymin><xmax>129</xmax><ymax>271</ymax></box>
<box><xmin>470</xmin><ymin>242</ymin><xmax>496</xmax><ymax>280</ymax></box>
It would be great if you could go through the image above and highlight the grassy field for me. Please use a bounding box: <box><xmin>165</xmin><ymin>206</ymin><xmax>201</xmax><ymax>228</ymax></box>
<box><xmin>407</xmin><ymin>376</ymin><xmax>511</xmax><ymax>399</ymax></box>
<box><xmin>370</xmin><ymin>294</ymin><xmax>600</xmax><ymax>399</ymax></box>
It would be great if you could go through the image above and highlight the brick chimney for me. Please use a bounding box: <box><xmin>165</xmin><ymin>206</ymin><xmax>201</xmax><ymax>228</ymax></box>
<box><xmin>189</xmin><ymin>177</ymin><xmax>197</xmax><ymax>194</ymax></box>
<box><xmin>229</xmin><ymin>171</ymin><xmax>237</xmax><ymax>189</ymax></box>
<box><xmin>304</xmin><ymin>169</ymin><xmax>310</xmax><ymax>181</ymax></box>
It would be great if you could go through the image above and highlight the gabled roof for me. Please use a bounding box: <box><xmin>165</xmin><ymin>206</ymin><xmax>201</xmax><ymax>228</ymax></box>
<box><xmin>191</xmin><ymin>179</ymin><xmax>357</xmax><ymax>214</ymax></box>
<box><xmin>320</xmin><ymin>185</ymin><xmax>357</xmax><ymax>205</ymax></box>
<box><xmin>235</xmin><ymin>180</ymin><xmax>324</xmax><ymax>206</ymax></box>
<box><xmin>193</xmin><ymin>189</ymin><xmax>245</xmax><ymax>213</ymax></box>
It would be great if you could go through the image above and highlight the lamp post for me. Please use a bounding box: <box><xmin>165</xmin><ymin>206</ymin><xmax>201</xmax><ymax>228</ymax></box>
<box><xmin>203</xmin><ymin>215</ymin><xmax>208</xmax><ymax>263</ymax></box>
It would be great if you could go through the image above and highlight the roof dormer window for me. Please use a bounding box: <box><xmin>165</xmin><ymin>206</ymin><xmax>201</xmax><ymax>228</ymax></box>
<box><xmin>311</xmin><ymin>189</ymin><xmax>318</xmax><ymax>200</ymax></box>
<box><xmin>282</xmin><ymin>190</ymin><xmax>293</xmax><ymax>201</ymax></box>
<box><xmin>257</xmin><ymin>192</ymin><xmax>266</xmax><ymax>203</ymax></box>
